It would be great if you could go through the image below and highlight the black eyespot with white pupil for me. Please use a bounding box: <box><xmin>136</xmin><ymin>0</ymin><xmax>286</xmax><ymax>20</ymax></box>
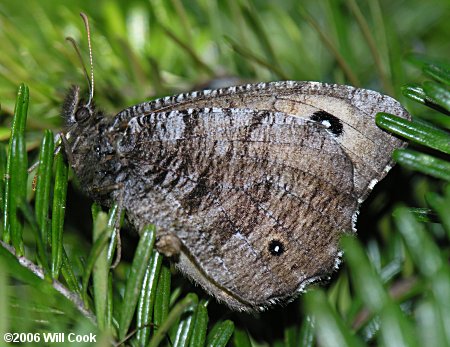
<box><xmin>268</xmin><ymin>240</ymin><xmax>285</xmax><ymax>256</ymax></box>
<box><xmin>310</xmin><ymin>110</ymin><xmax>343</xmax><ymax>136</ymax></box>
<box><xmin>74</xmin><ymin>107</ymin><xmax>90</xmax><ymax>123</ymax></box>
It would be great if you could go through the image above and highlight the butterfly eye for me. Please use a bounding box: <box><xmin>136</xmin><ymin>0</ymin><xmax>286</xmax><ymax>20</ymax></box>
<box><xmin>74</xmin><ymin>107</ymin><xmax>91</xmax><ymax>123</ymax></box>
<box><xmin>268</xmin><ymin>240</ymin><xmax>285</xmax><ymax>256</ymax></box>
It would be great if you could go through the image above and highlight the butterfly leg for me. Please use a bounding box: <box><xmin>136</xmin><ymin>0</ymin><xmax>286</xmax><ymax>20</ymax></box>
<box><xmin>110</xmin><ymin>193</ymin><xmax>124</xmax><ymax>269</ymax></box>
<box><xmin>82</xmin><ymin>181</ymin><xmax>125</xmax><ymax>269</ymax></box>
<box><xmin>156</xmin><ymin>233</ymin><xmax>182</xmax><ymax>259</ymax></box>
<box><xmin>27</xmin><ymin>132</ymin><xmax>68</xmax><ymax>174</ymax></box>
<box><xmin>91</xmin><ymin>184</ymin><xmax>125</xmax><ymax>269</ymax></box>
<box><xmin>60</xmin><ymin>132</ymin><xmax>75</xmax><ymax>164</ymax></box>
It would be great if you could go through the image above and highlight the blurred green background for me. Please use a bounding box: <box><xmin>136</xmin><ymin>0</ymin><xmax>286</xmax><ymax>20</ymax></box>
<box><xmin>1</xmin><ymin>0</ymin><xmax>448</xmax><ymax>135</ymax></box>
<box><xmin>0</xmin><ymin>0</ymin><xmax>449</xmax><ymax>346</ymax></box>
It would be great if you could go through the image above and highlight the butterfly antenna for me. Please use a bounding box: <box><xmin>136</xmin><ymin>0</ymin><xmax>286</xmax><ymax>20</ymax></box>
<box><xmin>65</xmin><ymin>36</ymin><xmax>91</xmax><ymax>96</ymax></box>
<box><xmin>80</xmin><ymin>12</ymin><xmax>95</xmax><ymax>107</ymax></box>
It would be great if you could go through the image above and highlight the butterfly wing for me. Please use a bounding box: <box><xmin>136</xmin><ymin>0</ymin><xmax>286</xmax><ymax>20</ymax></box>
<box><xmin>116</xmin><ymin>81</ymin><xmax>409</xmax><ymax>201</ymax></box>
<box><xmin>117</xmin><ymin>108</ymin><xmax>358</xmax><ymax>311</ymax></box>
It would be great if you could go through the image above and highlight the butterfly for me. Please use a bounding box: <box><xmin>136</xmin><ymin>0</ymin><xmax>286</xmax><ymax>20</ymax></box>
<box><xmin>63</xmin><ymin>14</ymin><xmax>410</xmax><ymax>312</ymax></box>
<box><xmin>64</xmin><ymin>79</ymin><xmax>409</xmax><ymax>312</ymax></box>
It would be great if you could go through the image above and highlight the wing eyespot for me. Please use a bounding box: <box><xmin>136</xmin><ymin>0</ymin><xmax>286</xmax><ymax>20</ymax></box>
<box><xmin>310</xmin><ymin>110</ymin><xmax>343</xmax><ymax>136</ymax></box>
<box><xmin>268</xmin><ymin>240</ymin><xmax>285</xmax><ymax>256</ymax></box>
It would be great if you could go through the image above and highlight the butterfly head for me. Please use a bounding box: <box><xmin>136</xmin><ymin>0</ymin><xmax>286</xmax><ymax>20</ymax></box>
<box><xmin>61</xmin><ymin>84</ymin><xmax>119</xmax><ymax>204</ymax></box>
<box><xmin>63</xmin><ymin>85</ymin><xmax>97</xmax><ymax>129</ymax></box>
<box><xmin>63</xmin><ymin>13</ymin><xmax>98</xmax><ymax>138</ymax></box>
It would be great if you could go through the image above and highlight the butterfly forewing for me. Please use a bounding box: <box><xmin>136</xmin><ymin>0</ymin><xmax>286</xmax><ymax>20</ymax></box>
<box><xmin>116</xmin><ymin>81</ymin><xmax>410</xmax><ymax>200</ymax></box>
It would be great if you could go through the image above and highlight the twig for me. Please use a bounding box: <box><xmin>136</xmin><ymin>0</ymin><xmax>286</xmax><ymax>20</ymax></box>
<box><xmin>0</xmin><ymin>240</ymin><xmax>96</xmax><ymax>324</ymax></box>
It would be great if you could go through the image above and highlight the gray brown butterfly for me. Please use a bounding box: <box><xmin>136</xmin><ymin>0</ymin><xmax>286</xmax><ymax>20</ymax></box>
<box><xmin>63</xmin><ymin>80</ymin><xmax>409</xmax><ymax>312</ymax></box>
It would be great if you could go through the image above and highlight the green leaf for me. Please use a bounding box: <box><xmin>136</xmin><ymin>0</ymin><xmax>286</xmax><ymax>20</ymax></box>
<box><xmin>3</xmin><ymin>84</ymin><xmax>29</xmax><ymax>255</ymax></box>
<box><xmin>118</xmin><ymin>225</ymin><xmax>157</xmax><ymax>340</ymax></box>
<box><xmin>172</xmin><ymin>293</ymin><xmax>198</xmax><ymax>347</ymax></box>
<box><xmin>304</xmin><ymin>289</ymin><xmax>364</xmax><ymax>347</ymax></box>
<box><xmin>376</xmin><ymin>113</ymin><xmax>450</xmax><ymax>154</ymax></box>
<box><xmin>148</xmin><ymin>294</ymin><xmax>196</xmax><ymax>347</ymax></box>
<box><xmin>105</xmin><ymin>203</ymin><xmax>124</xmax><ymax>268</ymax></box>
<box><xmin>0</xmin><ymin>242</ymin><xmax>45</xmax><ymax>286</ymax></box>
<box><xmin>92</xmin><ymin>208</ymin><xmax>112</xmax><ymax>330</ymax></box>
<box><xmin>393</xmin><ymin>148</ymin><xmax>450</xmax><ymax>181</ymax></box>
<box><xmin>423</xmin><ymin>63</ymin><xmax>450</xmax><ymax>85</ymax></box>
<box><xmin>298</xmin><ymin>315</ymin><xmax>315</xmax><ymax>347</ymax></box>
<box><xmin>423</xmin><ymin>81</ymin><xmax>450</xmax><ymax>112</ymax></box>
<box><xmin>17</xmin><ymin>202</ymin><xmax>50</xmax><ymax>278</ymax></box>
<box><xmin>9</xmin><ymin>132</ymin><xmax>27</xmax><ymax>255</ymax></box>
<box><xmin>206</xmin><ymin>319</ymin><xmax>235</xmax><ymax>347</ymax></box>
<box><xmin>342</xmin><ymin>236</ymin><xmax>418</xmax><ymax>347</ymax></box>
<box><xmin>136</xmin><ymin>250</ymin><xmax>163</xmax><ymax>346</ymax></box>
<box><xmin>426</xmin><ymin>187</ymin><xmax>450</xmax><ymax>237</ymax></box>
<box><xmin>153</xmin><ymin>262</ymin><xmax>171</xmax><ymax>332</ymax></box>
<box><xmin>0</xmin><ymin>144</ymin><xmax>7</xmax><ymax>214</ymax></box>
<box><xmin>402</xmin><ymin>84</ymin><xmax>427</xmax><ymax>103</ymax></box>
<box><xmin>189</xmin><ymin>299</ymin><xmax>209</xmax><ymax>347</ymax></box>
<box><xmin>416</xmin><ymin>299</ymin><xmax>448</xmax><ymax>347</ymax></box>
<box><xmin>341</xmin><ymin>236</ymin><xmax>391</xmax><ymax>311</ymax></box>
<box><xmin>394</xmin><ymin>206</ymin><xmax>444</xmax><ymax>277</ymax></box>
<box><xmin>378</xmin><ymin>303</ymin><xmax>419</xmax><ymax>347</ymax></box>
<box><xmin>51</xmin><ymin>151</ymin><xmax>68</xmax><ymax>278</ymax></box>
<box><xmin>34</xmin><ymin>129</ymin><xmax>54</xmax><ymax>243</ymax></box>
<box><xmin>61</xmin><ymin>250</ymin><xmax>81</xmax><ymax>294</ymax></box>
<box><xmin>284</xmin><ymin>322</ymin><xmax>298</xmax><ymax>347</ymax></box>
<box><xmin>233</xmin><ymin>327</ymin><xmax>252</xmax><ymax>347</ymax></box>
<box><xmin>401</xmin><ymin>85</ymin><xmax>450</xmax><ymax>115</ymax></box>
<box><xmin>81</xmin><ymin>223</ymin><xmax>110</xmax><ymax>306</ymax></box>
<box><xmin>0</xmin><ymin>259</ymin><xmax>8</xmax><ymax>338</ymax></box>
<box><xmin>403</xmin><ymin>207</ymin><xmax>438</xmax><ymax>223</ymax></box>
<box><xmin>106</xmin><ymin>275</ymin><xmax>113</xmax><ymax>332</ymax></box>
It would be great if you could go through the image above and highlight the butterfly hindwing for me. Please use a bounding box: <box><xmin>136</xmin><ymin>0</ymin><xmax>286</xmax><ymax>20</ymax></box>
<box><xmin>116</xmin><ymin>107</ymin><xmax>358</xmax><ymax>310</ymax></box>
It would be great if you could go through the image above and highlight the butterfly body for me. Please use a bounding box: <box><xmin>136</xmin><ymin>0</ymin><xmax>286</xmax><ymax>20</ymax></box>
<box><xmin>64</xmin><ymin>81</ymin><xmax>409</xmax><ymax>311</ymax></box>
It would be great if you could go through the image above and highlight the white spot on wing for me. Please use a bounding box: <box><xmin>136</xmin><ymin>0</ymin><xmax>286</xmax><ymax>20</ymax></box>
<box><xmin>321</xmin><ymin>120</ymin><xmax>332</xmax><ymax>128</ymax></box>
<box><xmin>334</xmin><ymin>251</ymin><xmax>343</xmax><ymax>269</ymax></box>
<box><xmin>351</xmin><ymin>209</ymin><xmax>359</xmax><ymax>232</ymax></box>
<box><xmin>368</xmin><ymin>178</ymin><xmax>379</xmax><ymax>191</ymax></box>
